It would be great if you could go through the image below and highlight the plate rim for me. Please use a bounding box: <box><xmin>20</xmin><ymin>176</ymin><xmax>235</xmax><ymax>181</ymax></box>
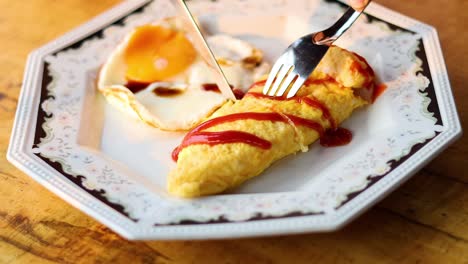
<box><xmin>8</xmin><ymin>0</ymin><xmax>462</xmax><ymax>240</ymax></box>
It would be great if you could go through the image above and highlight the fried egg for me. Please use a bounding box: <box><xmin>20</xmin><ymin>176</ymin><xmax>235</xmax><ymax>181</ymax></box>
<box><xmin>98</xmin><ymin>18</ymin><xmax>269</xmax><ymax>131</ymax></box>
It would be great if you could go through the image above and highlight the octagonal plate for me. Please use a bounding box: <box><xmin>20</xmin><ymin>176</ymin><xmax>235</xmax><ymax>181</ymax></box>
<box><xmin>8</xmin><ymin>0</ymin><xmax>461</xmax><ymax>240</ymax></box>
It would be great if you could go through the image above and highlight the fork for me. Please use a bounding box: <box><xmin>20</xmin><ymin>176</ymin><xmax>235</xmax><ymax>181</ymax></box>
<box><xmin>263</xmin><ymin>3</ymin><xmax>370</xmax><ymax>98</ymax></box>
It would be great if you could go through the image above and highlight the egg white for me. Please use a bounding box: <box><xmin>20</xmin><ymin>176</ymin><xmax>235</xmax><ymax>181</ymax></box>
<box><xmin>98</xmin><ymin>22</ymin><xmax>269</xmax><ymax>131</ymax></box>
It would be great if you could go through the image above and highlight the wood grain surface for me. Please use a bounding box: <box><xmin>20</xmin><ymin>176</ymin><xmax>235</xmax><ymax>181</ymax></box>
<box><xmin>1</xmin><ymin>0</ymin><xmax>467</xmax><ymax>263</ymax></box>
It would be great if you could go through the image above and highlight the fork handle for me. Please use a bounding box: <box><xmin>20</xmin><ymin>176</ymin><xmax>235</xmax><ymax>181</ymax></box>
<box><xmin>313</xmin><ymin>1</ymin><xmax>371</xmax><ymax>46</ymax></box>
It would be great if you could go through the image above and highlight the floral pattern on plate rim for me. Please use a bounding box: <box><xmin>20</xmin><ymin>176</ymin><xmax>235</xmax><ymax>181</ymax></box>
<box><xmin>31</xmin><ymin>0</ymin><xmax>443</xmax><ymax>226</ymax></box>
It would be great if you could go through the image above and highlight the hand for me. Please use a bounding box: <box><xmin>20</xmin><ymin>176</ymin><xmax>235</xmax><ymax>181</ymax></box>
<box><xmin>348</xmin><ymin>0</ymin><xmax>370</xmax><ymax>10</ymax></box>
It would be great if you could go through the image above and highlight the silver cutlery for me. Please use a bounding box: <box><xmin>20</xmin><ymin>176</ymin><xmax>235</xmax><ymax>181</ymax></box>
<box><xmin>170</xmin><ymin>0</ymin><xmax>235</xmax><ymax>99</ymax></box>
<box><xmin>263</xmin><ymin>2</ymin><xmax>371</xmax><ymax>98</ymax></box>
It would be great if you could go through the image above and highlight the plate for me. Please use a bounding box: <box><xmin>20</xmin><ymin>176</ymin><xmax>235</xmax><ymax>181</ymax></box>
<box><xmin>8</xmin><ymin>0</ymin><xmax>461</xmax><ymax>240</ymax></box>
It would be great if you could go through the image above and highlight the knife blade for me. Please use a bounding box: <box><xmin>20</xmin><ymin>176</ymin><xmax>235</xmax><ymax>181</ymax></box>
<box><xmin>170</xmin><ymin>0</ymin><xmax>235</xmax><ymax>100</ymax></box>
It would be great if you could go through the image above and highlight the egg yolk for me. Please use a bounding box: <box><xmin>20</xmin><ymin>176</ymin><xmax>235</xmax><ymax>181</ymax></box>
<box><xmin>124</xmin><ymin>25</ymin><xmax>197</xmax><ymax>83</ymax></box>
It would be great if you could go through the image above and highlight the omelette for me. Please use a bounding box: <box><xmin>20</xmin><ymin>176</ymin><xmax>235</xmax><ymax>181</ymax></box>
<box><xmin>168</xmin><ymin>46</ymin><xmax>376</xmax><ymax>198</ymax></box>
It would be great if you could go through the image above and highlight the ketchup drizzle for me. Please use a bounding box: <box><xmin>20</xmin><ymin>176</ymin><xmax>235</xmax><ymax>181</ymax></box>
<box><xmin>172</xmin><ymin>112</ymin><xmax>324</xmax><ymax>161</ymax></box>
<box><xmin>349</xmin><ymin>51</ymin><xmax>376</xmax><ymax>89</ymax></box>
<box><xmin>172</xmin><ymin>131</ymin><xmax>271</xmax><ymax>161</ymax></box>
<box><xmin>372</xmin><ymin>83</ymin><xmax>387</xmax><ymax>103</ymax></box>
<box><xmin>319</xmin><ymin>127</ymin><xmax>352</xmax><ymax>147</ymax></box>
<box><xmin>172</xmin><ymin>73</ymin><xmax>378</xmax><ymax>161</ymax></box>
<box><xmin>245</xmin><ymin>92</ymin><xmax>336</xmax><ymax>129</ymax></box>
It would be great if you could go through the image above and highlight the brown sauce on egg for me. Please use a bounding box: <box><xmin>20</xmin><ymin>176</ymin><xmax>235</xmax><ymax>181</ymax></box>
<box><xmin>126</xmin><ymin>80</ymin><xmax>151</xmax><ymax>93</ymax></box>
<box><xmin>202</xmin><ymin>83</ymin><xmax>246</xmax><ymax>99</ymax></box>
<box><xmin>201</xmin><ymin>83</ymin><xmax>235</xmax><ymax>93</ymax></box>
<box><xmin>202</xmin><ymin>83</ymin><xmax>222</xmax><ymax>93</ymax></box>
<box><xmin>242</xmin><ymin>56</ymin><xmax>262</xmax><ymax>69</ymax></box>
<box><xmin>152</xmin><ymin>87</ymin><xmax>184</xmax><ymax>97</ymax></box>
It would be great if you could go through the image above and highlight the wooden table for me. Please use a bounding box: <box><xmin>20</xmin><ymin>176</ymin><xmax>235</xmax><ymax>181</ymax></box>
<box><xmin>1</xmin><ymin>0</ymin><xmax>466</xmax><ymax>263</ymax></box>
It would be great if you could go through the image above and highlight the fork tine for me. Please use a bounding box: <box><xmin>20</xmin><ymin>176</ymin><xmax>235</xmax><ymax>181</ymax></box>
<box><xmin>263</xmin><ymin>62</ymin><xmax>283</xmax><ymax>95</ymax></box>
<box><xmin>286</xmin><ymin>77</ymin><xmax>306</xmax><ymax>98</ymax></box>
<box><xmin>267</xmin><ymin>65</ymin><xmax>293</xmax><ymax>96</ymax></box>
<box><xmin>276</xmin><ymin>72</ymin><xmax>298</xmax><ymax>97</ymax></box>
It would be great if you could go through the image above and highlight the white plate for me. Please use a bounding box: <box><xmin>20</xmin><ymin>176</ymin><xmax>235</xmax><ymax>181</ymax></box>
<box><xmin>8</xmin><ymin>0</ymin><xmax>461</xmax><ymax>240</ymax></box>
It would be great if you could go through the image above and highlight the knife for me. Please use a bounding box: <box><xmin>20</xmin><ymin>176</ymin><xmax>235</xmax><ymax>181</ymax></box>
<box><xmin>170</xmin><ymin>0</ymin><xmax>236</xmax><ymax>100</ymax></box>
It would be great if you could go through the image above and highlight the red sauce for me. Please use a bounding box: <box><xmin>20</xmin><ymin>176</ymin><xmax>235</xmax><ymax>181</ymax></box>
<box><xmin>350</xmin><ymin>61</ymin><xmax>366</xmax><ymax>76</ymax></box>
<box><xmin>350</xmin><ymin>51</ymin><xmax>376</xmax><ymax>89</ymax></box>
<box><xmin>372</xmin><ymin>83</ymin><xmax>387</xmax><ymax>103</ymax></box>
<box><xmin>125</xmin><ymin>80</ymin><xmax>151</xmax><ymax>93</ymax></box>
<box><xmin>320</xmin><ymin>127</ymin><xmax>353</xmax><ymax>147</ymax></box>
<box><xmin>172</xmin><ymin>131</ymin><xmax>271</xmax><ymax>161</ymax></box>
<box><xmin>350</xmin><ymin>61</ymin><xmax>374</xmax><ymax>88</ymax></box>
<box><xmin>172</xmin><ymin>66</ymin><xmax>373</xmax><ymax>161</ymax></box>
<box><xmin>301</xmin><ymin>97</ymin><xmax>336</xmax><ymax>129</ymax></box>
<box><xmin>172</xmin><ymin>112</ymin><xmax>324</xmax><ymax>161</ymax></box>
<box><xmin>245</xmin><ymin>92</ymin><xmax>336</xmax><ymax>129</ymax></box>
<box><xmin>350</xmin><ymin>52</ymin><xmax>375</xmax><ymax>77</ymax></box>
<box><xmin>249</xmin><ymin>79</ymin><xmax>267</xmax><ymax>89</ymax></box>
<box><xmin>186</xmin><ymin>112</ymin><xmax>323</xmax><ymax>138</ymax></box>
<box><xmin>303</xmin><ymin>76</ymin><xmax>338</xmax><ymax>86</ymax></box>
